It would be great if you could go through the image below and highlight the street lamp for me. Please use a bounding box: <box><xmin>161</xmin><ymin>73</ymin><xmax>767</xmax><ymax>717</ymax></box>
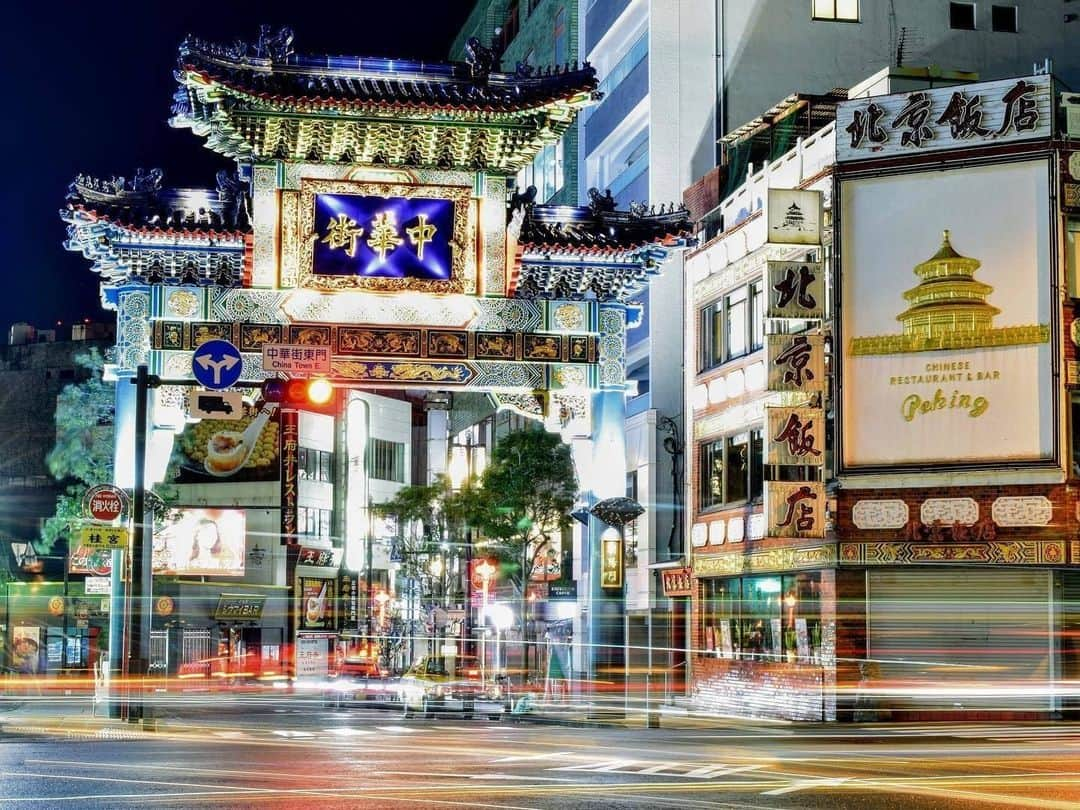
<box><xmin>588</xmin><ymin>496</ymin><xmax>644</xmax><ymax>694</ymax></box>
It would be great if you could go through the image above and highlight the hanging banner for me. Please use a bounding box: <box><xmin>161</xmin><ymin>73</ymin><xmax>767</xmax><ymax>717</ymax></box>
<box><xmin>280</xmin><ymin>409</ymin><xmax>299</xmax><ymax>544</ymax></box>
<box><xmin>766</xmin><ymin>261</ymin><xmax>824</xmax><ymax>320</ymax></box>
<box><xmin>766</xmin><ymin>481</ymin><xmax>826</xmax><ymax>539</ymax></box>
<box><xmin>767</xmin><ymin>334</ymin><xmax>825</xmax><ymax>393</ymax></box>
<box><xmin>767</xmin><ymin>407</ymin><xmax>826</xmax><ymax>466</ymax></box>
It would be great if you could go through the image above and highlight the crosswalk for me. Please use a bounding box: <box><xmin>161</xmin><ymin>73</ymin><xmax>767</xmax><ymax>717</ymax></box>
<box><xmin>548</xmin><ymin>759</ymin><xmax>763</xmax><ymax>780</ymax></box>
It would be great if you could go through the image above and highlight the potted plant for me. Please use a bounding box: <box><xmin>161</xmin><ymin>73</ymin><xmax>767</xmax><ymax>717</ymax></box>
<box><xmin>784</xmin><ymin>629</ymin><xmax>798</xmax><ymax>663</ymax></box>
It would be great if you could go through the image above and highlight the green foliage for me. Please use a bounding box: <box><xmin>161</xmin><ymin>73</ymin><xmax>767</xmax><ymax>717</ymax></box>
<box><xmin>476</xmin><ymin>427</ymin><xmax>577</xmax><ymax>588</ymax></box>
<box><xmin>40</xmin><ymin>350</ymin><xmax>114</xmax><ymax>553</ymax></box>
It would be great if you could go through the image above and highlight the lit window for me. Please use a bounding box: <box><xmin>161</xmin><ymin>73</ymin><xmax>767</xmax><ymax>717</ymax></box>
<box><xmin>991</xmin><ymin>5</ymin><xmax>1017</xmax><ymax>32</ymax></box>
<box><xmin>950</xmin><ymin>2</ymin><xmax>976</xmax><ymax>29</ymax></box>
<box><xmin>370</xmin><ymin>438</ymin><xmax>405</xmax><ymax>483</ymax></box>
<box><xmin>812</xmin><ymin>0</ymin><xmax>858</xmax><ymax>21</ymax></box>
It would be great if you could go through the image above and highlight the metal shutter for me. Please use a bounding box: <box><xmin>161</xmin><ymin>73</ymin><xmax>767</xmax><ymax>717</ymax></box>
<box><xmin>868</xmin><ymin>569</ymin><xmax>1052</xmax><ymax>713</ymax></box>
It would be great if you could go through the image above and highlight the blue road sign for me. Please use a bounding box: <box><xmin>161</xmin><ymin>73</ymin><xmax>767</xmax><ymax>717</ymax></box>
<box><xmin>191</xmin><ymin>339</ymin><xmax>243</xmax><ymax>390</ymax></box>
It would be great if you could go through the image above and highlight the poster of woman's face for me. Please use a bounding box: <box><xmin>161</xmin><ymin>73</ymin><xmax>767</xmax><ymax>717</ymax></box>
<box><xmin>153</xmin><ymin>509</ymin><xmax>246</xmax><ymax>576</ymax></box>
<box><xmin>11</xmin><ymin>626</ymin><xmax>41</xmax><ymax>675</ymax></box>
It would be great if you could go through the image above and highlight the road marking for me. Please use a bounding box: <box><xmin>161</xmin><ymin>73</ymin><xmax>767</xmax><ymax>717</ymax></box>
<box><xmin>272</xmin><ymin>729</ymin><xmax>315</xmax><ymax>738</ymax></box>
<box><xmin>212</xmin><ymin>730</ymin><xmax>248</xmax><ymax>739</ymax></box>
<box><xmin>549</xmin><ymin>759</ymin><xmax>763</xmax><ymax>780</ymax></box>
<box><xmin>375</xmin><ymin>725</ymin><xmax>422</xmax><ymax>733</ymax></box>
<box><xmin>325</xmin><ymin>727</ymin><xmax>375</xmax><ymax>736</ymax></box>
<box><xmin>683</xmin><ymin>764</ymin><xmax>763</xmax><ymax>779</ymax></box>
<box><xmin>493</xmin><ymin>750</ymin><xmax>574</xmax><ymax>763</ymax></box>
<box><xmin>762</xmin><ymin>776</ymin><xmax>852</xmax><ymax>796</ymax></box>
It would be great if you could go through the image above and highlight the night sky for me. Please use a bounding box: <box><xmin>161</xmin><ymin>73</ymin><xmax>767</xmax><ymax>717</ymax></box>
<box><xmin>2</xmin><ymin>1</ymin><xmax>475</xmax><ymax>340</ymax></box>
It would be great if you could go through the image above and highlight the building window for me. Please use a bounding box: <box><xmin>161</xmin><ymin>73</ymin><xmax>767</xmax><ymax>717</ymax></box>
<box><xmin>991</xmin><ymin>4</ymin><xmax>1017</xmax><ymax>32</ymax></box>
<box><xmin>950</xmin><ymin>2</ymin><xmax>976</xmax><ymax>29</ymax></box>
<box><xmin>298</xmin><ymin>447</ymin><xmax>333</xmax><ymax>483</ymax></box>
<box><xmin>698</xmin><ymin>279</ymin><xmax>766</xmax><ymax>371</ymax></box>
<box><xmin>701</xmin><ymin>573</ymin><xmax>823</xmax><ymax>662</ymax></box>
<box><xmin>553</xmin><ymin>7</ymin><xmax>567</xmax><ymax>65</ymax></box>
<box><xmin>370</xmin><ymin>438</ymin><xmax>406</xmax><ymax>483</ymax></box>
<box><xmin>698</xmin><ymin>428</ymin><xmax>764</xmax><ymax>511</ymax></box>
<box><xmin>298</xmin><ymin>506</ymin><xmax>332</xmax><ymax>538</ymax></box>
<box><xmin>811</xmin><ymin>0</ymin><xmax>858</xmax><ymax>21</ymax></box>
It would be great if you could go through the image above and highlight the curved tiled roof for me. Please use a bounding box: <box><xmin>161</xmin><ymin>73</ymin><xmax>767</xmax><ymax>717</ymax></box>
<box><xmin>64</xmin><ymin>171</ymin><xmax>251</xmax><ymax>237</ymax></box>
<box><xmin>177</xmin><ymin>31</ymin><xmax>597</xmax><ymax>115</ymax></box>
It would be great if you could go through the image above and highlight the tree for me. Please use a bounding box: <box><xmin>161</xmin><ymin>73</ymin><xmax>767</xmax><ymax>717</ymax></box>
<box><xmin>41</xmin><ymin>349</ymin><xmax>115</xmax><ymax>553</ymax></box>
<box><xmin>476</xmin><ymin>427</ymin><xmax>578</xmax><ymax>680</ymax></box>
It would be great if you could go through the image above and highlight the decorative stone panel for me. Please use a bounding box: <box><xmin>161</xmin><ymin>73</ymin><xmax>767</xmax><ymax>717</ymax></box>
<box><xmin>748</xmin><ymin>513</ymin><xmax>766</xmax><ymax>540</ymax></box>
<box><xmin>991</xmin><ymin>496</ymin><xmax>1052</xmax><ymax>527</ymax></box>
<box><xmin>691</xmin><ymin>523</ymin><xmax>708</xmax><ymax>548</ymax></box>
<box><xmin>708</xmin><ymin>520</ymin><xmax>725</xmax><ymax>546</ymax></box>
<box><xmin>920</xmin><ymin>497</ymin><xmax>978</xmax><ymax>526</ymax></box>
<box><xmin>728</xmin><ymin>517</ymin><xmax>744</xmax><ymax>543</ymax></box>
<box><xmin>852</xmin><ymin>499</ymin><xmax>909</xmax><ymax>530</ymax></box>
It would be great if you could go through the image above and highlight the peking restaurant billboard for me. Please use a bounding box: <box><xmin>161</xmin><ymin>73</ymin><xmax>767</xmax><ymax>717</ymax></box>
<box><xmin>839</xmin><ymin>158</ymin><xmax>1054</xmax><ymax>469</ymax></box>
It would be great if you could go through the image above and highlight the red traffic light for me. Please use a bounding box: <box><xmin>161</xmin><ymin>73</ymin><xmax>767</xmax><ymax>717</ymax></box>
<box><xmin>261</xmin><ymin>378</ymin><xmax>336</xmax><ymax>411</ymax></box>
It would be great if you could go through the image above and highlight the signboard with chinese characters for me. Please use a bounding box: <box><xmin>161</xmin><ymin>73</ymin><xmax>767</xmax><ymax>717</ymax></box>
<box><xmin>297</xmin><ymin>546</ymin><xmax>337</xmax><ymax>568</ymax></box>
<box><xmin>767</xmin><ymin>189</ymin><xmax>821</xmax><ymax>246</ymax></box>
<box><xmin>767</xmin><ymin>407</ymin><xmax>825</xmax><ymax>466</ymax></box>
<box><xmin>767</xmin><ymin>262</ymin><xmax>824</xmax><ymax>320</ymax></box>
<box><xmin>840</xmin><ymin>159</ymin><xmax>1053</xmax><ymax>468</ymax></box>
<box><xmin>600</xmin><ymin>533</ymin><xmax>623</xmax><ymax>589</ymax></box>
<box><xmin>766</xmin><ymin>334</ymin><xmax>825</xmax><ymax>392</ymax></box>
<box><xmin>660</xmin><ymin>567</ymin><xmax>693</xmax><ymax>598</ymax></box>
<box><xmin>280</xmin><ymin>409</ymin><xmax>299</xmax><ymax>544</ymax></box>
<box><xmin>299</xmin><ymin>180</ymin><xmax>473</xmax><ymax>293</ymax></box>
<box><xmin>79</xmin><ymin>526</ymin><xmax>129</xmax><ymax>551</ymax></box>
<box><xmin>836</xmin><ymin>75</ymin><xmax>1053</xmax><ymax>163</ymax></box>
<box><xmin>214</xmin><ymin>594</ymin><xmax>266</xmax><ymax>621</ymax></box>
<box><xmin>261</xmin><ymin>344</ymin><xmax>332</xmax><ymax>375</ymax></box>
<box><xmin>296</xmin><ymin>635</ymin><xmax>328</xmax><ymax>678</ymax></box>
<box><xmin>766</xmin><ymin>481</ymin><xmax>826</xmax><ymax>539</ymax></box>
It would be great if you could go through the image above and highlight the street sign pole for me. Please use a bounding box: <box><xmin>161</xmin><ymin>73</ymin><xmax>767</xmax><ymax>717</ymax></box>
<box><xmin>122</xmin><ymin>364</ymin><xmax>153</xmax><ymax>722</ymax></box>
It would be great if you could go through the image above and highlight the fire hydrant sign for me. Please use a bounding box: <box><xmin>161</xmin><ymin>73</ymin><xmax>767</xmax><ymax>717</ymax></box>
<box><xmin>79</xmin><ymin>525</ymin><xmax>129</xmax><ymax>550</ymax></box>
<box><xmin>262</xmin><ymin>344</ymin><xmax>332</xmax><ymax>375</ymax></box>
<box><xmin>83</xmin><ymin>484</ymin><xmax>126</xmax><ymax>523</ymax></box>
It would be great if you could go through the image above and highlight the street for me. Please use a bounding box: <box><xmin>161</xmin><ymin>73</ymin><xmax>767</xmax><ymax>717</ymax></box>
<box><xmin>2</xmin><ymin>698</ymin><xmax>1080</xmax><ymax>808</ymax></box>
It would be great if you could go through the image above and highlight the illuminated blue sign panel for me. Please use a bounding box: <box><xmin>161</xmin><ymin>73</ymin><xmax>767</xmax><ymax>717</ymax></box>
<box><xmin>312</xmin><ymin>194</ymin><xmax>453</xmax><ymax>281</ymax></box>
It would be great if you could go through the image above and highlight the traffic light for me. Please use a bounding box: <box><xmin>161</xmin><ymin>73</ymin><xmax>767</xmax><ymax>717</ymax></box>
<box><xmin>260</xmin><ymin>377</ymin><xmax>337</xmax><ymax>412</ymax></box>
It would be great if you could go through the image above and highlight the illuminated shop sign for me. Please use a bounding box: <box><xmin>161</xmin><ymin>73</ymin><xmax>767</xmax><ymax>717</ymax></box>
<box><xmin>840</xmin><ymin>159</ymin><xmax>1053</xmax><ymax>468</ymax></box>
<box><xmin>313</xmin><ymin>193</ymin><xmax>453</xmax><ymax>281</ymax></box>
<box><xmin>214</xmin><ymin>594</ymin><xmax>266</xmax><ymax>621</ymax></box>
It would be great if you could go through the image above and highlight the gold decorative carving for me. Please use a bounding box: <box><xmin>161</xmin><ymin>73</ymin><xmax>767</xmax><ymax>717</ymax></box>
<box><xmin>693</xmin><ymin>545</ymin><xmax>836</xmax><ymax>577</ymax></box>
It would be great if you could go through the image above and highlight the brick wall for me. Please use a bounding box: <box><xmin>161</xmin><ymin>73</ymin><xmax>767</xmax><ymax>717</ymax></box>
<box><xmin>691</xmin><ymin>657</ymin><xmax>825</xmax><ymax>721</ymax></box>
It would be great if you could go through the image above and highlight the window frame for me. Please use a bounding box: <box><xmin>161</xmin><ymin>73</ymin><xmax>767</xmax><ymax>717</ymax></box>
<box><xmin>697</xmin><ymin>427</ymin><xmax>765</xmax><ymax>512</ymax></box>
<box><xmin>698</xmin><ymin>278</ymin><xmax>766</xmax><ymax>372</ymax></box>
<box><xmin>811</xmin><ymin>0</ymin><xmax>859</xmax><ymax>22</ymax></box>
<box><xmin>991</xmin><ymin>4</ymin><xmax>1018</xmax><ymax>32</ymax></box>
<box><xmin>370</xmin><ymin>437</ymin><xmax>406</xmax><ymax>483</ymax></box>
<box><xmin>949</xmin><ymin>2</ymin><xmax>977</xmax><ymax>30</ymax></box>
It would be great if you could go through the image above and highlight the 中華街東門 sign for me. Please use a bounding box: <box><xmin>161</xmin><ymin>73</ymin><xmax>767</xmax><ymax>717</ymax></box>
<box><xmin>835</xmin><ymin>75</ymin><xmax>1052</xmax><ymax>163</ymax></box>
<box><xmin>313</xmin><ymin>193</ymin><xmax>453</xmax><ymax>280</ymax></box>
<box><xmin>840</xmin><ymin>159</ymin><xmax>1053</xmax><ymax>469</ymax></box>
